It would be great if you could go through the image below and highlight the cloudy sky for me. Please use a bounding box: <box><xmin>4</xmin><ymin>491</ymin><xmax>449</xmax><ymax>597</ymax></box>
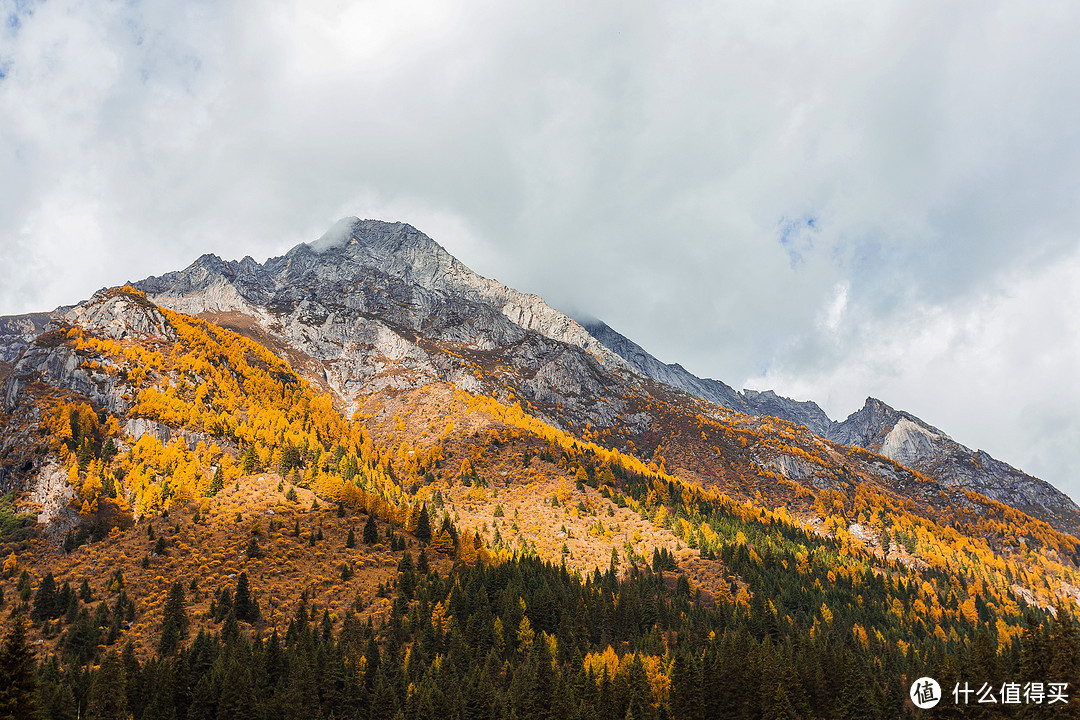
<box><xmin>3</xmin><ymin>1</ymin><xmax>1079</xmax><ymax>500</ymax></box>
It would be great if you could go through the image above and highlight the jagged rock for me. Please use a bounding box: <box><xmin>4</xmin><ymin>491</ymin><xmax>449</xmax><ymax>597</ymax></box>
<box><xmin>762</xmin><ymin>453</ymin><xmax>818</xmax><ymax>481</ymax></box>
<box><xmin>3</xmin><ymin>216</ymin><xmax>1076</xmax><ymax>540</ymax></box>
<box><xmin>124</xmin><ymin>418</ymin><xmax>173</xmax><ymax>445</ymax></box>
<box><xmin>0</xmin><ymin>312</ymin><xmax>55</xmax><ymax>363</ymax></box>
<box><xmin>1</xmin><ymin>330</ymin><xmax>130</xmax><ymax>415</ymax></box>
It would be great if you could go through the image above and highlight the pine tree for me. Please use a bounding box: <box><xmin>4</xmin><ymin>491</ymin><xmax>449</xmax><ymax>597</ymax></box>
<box><xmin>32</xmin><ymin>571</ymin><xmax>60</xmax><ymax>621</ymax></box>
<box><xmin>87</xmin><ymin>649</ymin><xmax>128</xmax><ymax>720</ymax></box>
<box><xmin>234</xmin><ymin>572</ymin><xmax>260</xmax><ymax>623</ymax></box>
<box><xmin>241</xmin><ymin>445</ymin><xmax>259</xmax><ymax>474</ymax></box>
<box><xmin>415</xmin><ymin>504</ymin><xmax>432</xmax><ymax>545</ymax></box>
<box><xmin>0</xmin><ymin>615</ymin><xmax>37</xmax><ymax>719</ymax></box>
<box><xmin>364</xmin><ymin>515</ymin><xmax>379</xmax><ymax>545</ymax></box>
<box><xmin>1049</xmin><ymin>603</ymin><xmax>1080</xmax><ymax>717</ymax></box>
<box><xmin>1020</xmin><ymin>612</ymin><xmax>1050</xmax><ymax>683</ymax></box>
<box><xmin>417</xmin><ymin>549</ymin><xmax>430</xmax><ymax>575</ymax></box>
<box><xmin>159</xmin><ymin>581</ymin><xmax>188</xmax><ymax>655</ymax></box>
<box><xmin>346</xmin><ymin>526</ymin><xmax>356</xmax><ymax>548</ymax></box>
<box><xmin>669</xmin><ymin>649</ymin><xmax>704</xmax><ymax>720</ymax></box>
<box><xmin>209</xmin><ymin>465</ymin><xmax>224</xmax><ymax>496</ymax></box>
<box><xmin>369</xmin><ymin>668</ymin><xmax>397</xmax><ymax>720</ymax></box>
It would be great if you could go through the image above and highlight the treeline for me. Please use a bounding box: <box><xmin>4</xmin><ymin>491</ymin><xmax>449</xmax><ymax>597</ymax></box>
<box><xmin>2</xmin><ymin>552</ymin><xmax>1078</xmax><ymax>719</ymax></box>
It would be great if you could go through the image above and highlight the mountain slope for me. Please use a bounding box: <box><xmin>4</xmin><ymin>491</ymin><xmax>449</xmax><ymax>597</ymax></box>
<box><xmin>576</xmin><ymin>318</ymin><xmax>1080</xmax><ymax>536</ymax></box>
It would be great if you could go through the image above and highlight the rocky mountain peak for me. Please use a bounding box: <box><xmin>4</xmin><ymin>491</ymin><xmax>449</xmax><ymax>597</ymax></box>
<box><xmin>66</xmin><ymin>287</ymin><xmax>176</xmax><ymax>342</ymax></box>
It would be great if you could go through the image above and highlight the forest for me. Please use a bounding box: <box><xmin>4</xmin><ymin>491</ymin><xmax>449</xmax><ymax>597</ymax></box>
<box><xmin>1</xmin><ymin>545</ymin><xmax>1078</xmax><ymax>720</ymax></box>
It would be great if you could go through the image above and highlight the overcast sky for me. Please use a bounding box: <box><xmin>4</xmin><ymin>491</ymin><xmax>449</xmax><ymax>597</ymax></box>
<box><xmin>2</xmin><ymin>1</ymin><xmax>1079</xmax><ymax>501</ymax></box>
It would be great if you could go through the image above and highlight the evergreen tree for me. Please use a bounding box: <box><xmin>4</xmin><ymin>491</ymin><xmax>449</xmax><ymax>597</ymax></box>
<box><xmin>346</xmin><ymin>526</ymin><xmax>356</xmax><ymax>548</ymax></box>
<box><xmin>208</xmin><ymin>465</ymin><xmax>224</xmax><ymax>495</ymax></box>
<box><xmin>369</xmin><ymin>668</ymin><xmax>397</xmax><ymax>720</ymax></box>
<box><xmin>87</xmin><ymin>649</ymin><xmax>128</xmax><ymax>720</ymax></box>
<box><xmin>31</xmin><ymin>571</ymin><xmax>60</xmax><ymax>621</ymax></box>
<box><xmin>0</xmin><ymin>615</ymin><xmax>37</xmax><ymax>720</ymax></box>
<box><xmin>415</xmin><ymin>504</ymin><xmax>432</xmax><ymax>545</ymax></box>
<box><xmin>417</xmin><ymin>549</ymin><xmax>430</xmax><ymax>575</ymax></box>
<box><xmin>364</xmin><ymin>515</ymin><xmax>379</xmax><ymax>545</ymax></box>
<box><xmin>669</xmin><ymin>649</ymin><xmax>703</xmax><ymax>720</ymax></box>
<box><xmin>234</xmin><ymin>572</ymin><xmax>260</xmax><ymax>623</ymax></box>
<box><xmin>241</xmin><ymin>445</ymin><xmax>259</xmax><ymax>474</ymax></box>
<box><xmin>159</xmin><ymin>581</ymin><xmax>188</xmax><ymax>655</ymax></box>
<box><xmin>1049</xmin><ymin>603</ymin><xmax>1080</xmax><ymax>718</ymax></box>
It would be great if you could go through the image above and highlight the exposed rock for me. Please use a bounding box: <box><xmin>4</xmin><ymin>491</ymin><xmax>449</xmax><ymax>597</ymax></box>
<box><xmin>65</xmin><ymin>290</ymin><xmax>176</xmax><ymax>341</ymax></box>
<box><xmin>0</xmin><ymin>312</ymin><xmax>55</xmax><ymax>363</ymax></box>
<box><xmin>22</xmin><ymin>459</ymin><xmax>77</xmax><ymax>531</ymax></box>
<box><xmin>762</xmin><ymin>453</ymin><xmax>818</xmax><ymax>481</ymax></box>
<box><xmin>1</xmin><ymin>331</ymin><xmax>130</xmax><ymax>415</ymax></box>
<box><xmin>5</xmin><ymin>216</ymin><xmax>1073</xmax><ymax>542</ymax></box>
<box><xmin>124</xmin><ymin>418</ymin><xmax>173</xmax><ymax>445</ymax></box>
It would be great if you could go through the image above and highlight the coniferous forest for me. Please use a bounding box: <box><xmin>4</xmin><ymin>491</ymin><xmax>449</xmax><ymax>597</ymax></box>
<box><xmin>1</xmin><ymin>541</ymin><xmax>1078</xmax><ymax>720</ymax></box>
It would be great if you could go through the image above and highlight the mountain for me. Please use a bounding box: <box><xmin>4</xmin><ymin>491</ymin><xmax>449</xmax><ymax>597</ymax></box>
<box><xmin>0</xmin><ymin>218</ymin><xmax>1076</xmax><ymax>536</ymax></box>
<box><xmin>828</xmin><ymin>397</ymin><xmax>1080</xmax><ymax>532</ymax></box>
<box><xmin>1</xmin><ymin>217</ymin><xmax>1080</xmax><ymax>719</ymax></box>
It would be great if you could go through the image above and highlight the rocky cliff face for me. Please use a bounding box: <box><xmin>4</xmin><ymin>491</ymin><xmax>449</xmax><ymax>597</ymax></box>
<box><xmin>829</xmin><ymin>398</ymin><xmax>1080</xmax><ymax>532</ymax></box>
<box><xmin>0</xmin><ymin>290</ymin><xmax>168</xmax><ymax>416</ymax></box>
<box><xmin>0</xmin><ymin>312</ymin><xmax>55</xmax><ymax>385</ymax></box>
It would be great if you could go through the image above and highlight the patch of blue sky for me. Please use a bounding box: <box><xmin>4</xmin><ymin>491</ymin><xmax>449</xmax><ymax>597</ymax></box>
<box><xmin>776</xmin><ymin>214</ymin><xmax>819</xmax><ymax>268</ymax></box>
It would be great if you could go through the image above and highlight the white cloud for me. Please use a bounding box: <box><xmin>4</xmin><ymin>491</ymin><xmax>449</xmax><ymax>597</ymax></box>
<box><xmin>1</xmin><ymin>0</ymin><xmax>1078</xmax><ymax>498</ymax></box>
